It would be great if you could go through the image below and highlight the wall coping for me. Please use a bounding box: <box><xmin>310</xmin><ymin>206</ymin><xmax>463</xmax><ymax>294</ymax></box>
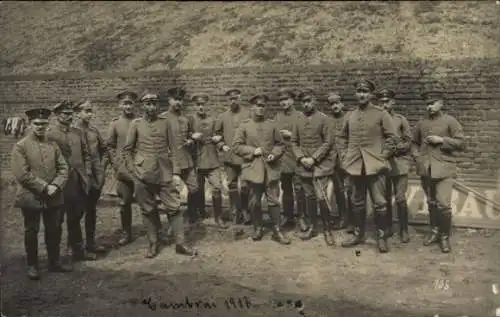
<box><xmin>0</xmin><ymin>57</ymin><xmax>499</xmax><ymax>82</ymax></box>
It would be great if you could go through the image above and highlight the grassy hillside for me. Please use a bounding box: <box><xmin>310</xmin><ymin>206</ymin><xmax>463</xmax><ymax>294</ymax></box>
<box><xmin>0</xmin><ymin>1</ymin><xmax>498</xmax><ymax>75</ymax></box>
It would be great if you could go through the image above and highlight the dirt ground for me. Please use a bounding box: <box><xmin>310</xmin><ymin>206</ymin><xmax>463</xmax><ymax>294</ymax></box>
<box><xmin>1</xmin><ymin>184</ymin><xmax>499</xmax><ymax>317</ymax></box>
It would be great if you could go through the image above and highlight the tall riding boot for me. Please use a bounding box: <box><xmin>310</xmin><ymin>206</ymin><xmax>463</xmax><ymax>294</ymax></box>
<box><xmin>300</xmin><ymin>197</ymin><xmax>318</xmax><ymax>240</ymax></box>
<box><xmin>386</xmin><ymin>199</ymin><xmax>394</xmax><ymax>238</ymax></box>
<box><xmin>198</xmin><ymin>187</ymin><xmax>207</xmax><ymax>219</ymax></box>
<box><xmin>187</xmin><ymin>192</ymin><xmax>199</xmax><ymax>225</ymax></box>
<box><xmin>269</xmin><ymin>205</ymin><xmax>291</xmax><ymax>245</ymax></box>
<box><xmin>336</xmin><ymin>190</ymin><xmax>347</xmax><ymax>229</ymax></box>
<box><xmin>375</xmin><ymin>211</ymin><xmax>389</xmax><ymax>253</ymax></box>
<box><xmin>118</xmin><ymin>205</ymin><xmax>132</xmax><ymax>246</ymax></box>
<box><xmin>345</xmin><ymin>191</ymin><xmax>355</xmax><ymax>234</ymax></box>
<box><xmin>397</xmin><ymin>202</ymin><xmax>410</xmax><ymax>243</ymax></box>
<box><xmin>439</xmin><ymin>211</ymin><xmax>452</xmax><ymax>253</ymax></box>
<box><xmin>229</xmin><ymin>190</ymin><xmax>245</xmax><ymax>238</ymax></box>
<box><xmin>25</xmin><ymin>228</ymin><xmax>39</xmax><ymax>279</ymax></box>
<box><xmin>281</xmin><ymin>195</ymin><xmax>295</xmax><ymax>228</ymax></box>
<box><xmin>296</xmin><ymin>190</ymin><xmax>309</xmax><ymax>232</ymax></box>
<box><xmin>171</xmin><ymin>213</ymin><xmax>196</xmax><ymax>256</ymax></box>
<box><xmin>212</xmin><ymin>193</ymin><xmax>229</xmax><ymax>229</ymax></box>
<box><xmin>423</xmin><ymin>203</ymin><xmax>440</xmax><ymax>246</ymax></box>
<box><xmin>319</xmin><ymin>200</ymin><xmax>335</xmax><ymax>246</ymax></box>
<box><xmin>142</xmin><ymin>212</ymin><xmax>160</xmax><ymax>258</ymax></box>
<box><xmin>341</xmin><ymin>206</ymin><xmax>366</xmax><ymax>247</ymax></box>
<box><xmin>251</xmin><ymin>202</ymin><xmax>264</xmax><ymax>241</ymax></box>
<box><xmin>240</xmin><ymin>188</ymin><xmax>252</xmax><ymax>225</ymax></box>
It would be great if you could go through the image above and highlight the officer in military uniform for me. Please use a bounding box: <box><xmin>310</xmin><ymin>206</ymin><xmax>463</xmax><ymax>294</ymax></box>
<box><xmin>189</xmin><ymin>94</ymin><xmax>229</xmax><ymax>229</ymax></box>
<box><xmin>213</xmin><ymin>88</ymin><xmax>252</xmax><ymax>236</ymax></box>
<box><xmin>73</xmin><ymin>100</ymin><xmax>108</xmax><ymax>253</ymax></box>
<box><xmin>291</xmin><ymin>88</ymin><xmax>336</xmax><ymax>245</ymax></box>
<box><xmin>123</xmin><ymin>91</ymin><xmax>195</xmax><ymax>258</ymax></box>
<box><xmin>106</xmin><ymin>90</ymin><xmax>138</xmax><ymax>246</ymax></box>
<box><xmin>159</xmin><ymin>87</ymin><xmax>199</xmax><ymax>226</ymax></box>
<box><xmin>338</xmin><ymin>80</ymin><xmax>398</xmax><ymax>253</ymax></box>
<box><xmin>233</xmin><ymin>94</ymin><xmax>290</xmax><ymax>245</ymax></box>
<box><xmin>275</xmin><ymin>88</ymin><xmax>307</xmax><ymax>232</ymax></box>
<box><xmin>46</xmin><ymin>101</ymin><xmax>96</xmax><ymax>261</ymax></box>
<box><xmin>11</xmin><ymin>108</ymin><xmax>73</xmax><ymax>280</ymax></box>
<box><xmin>376</xmin><ymin>88</ymin><xmax>412</xmax><ymax>243</ymax></box>
<box><xmin>412</xmin><ymin>90</ymin><xmax>465</xmax><ymax>253</ymax></box>
<box><xmin>327</xmin><ymin>92</ymin><xmax>353</xmax><ymax>232</ymax></box>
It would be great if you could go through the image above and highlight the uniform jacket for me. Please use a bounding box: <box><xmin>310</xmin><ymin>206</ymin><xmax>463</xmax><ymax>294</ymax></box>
<box><xmin>330</xmin><ymin>111</ymin><xmax>351</xmax><ymax>170</ymax></box>
<box><xmin>291</xmin><ymin>110</ymin><xmax>336</xmax><ymax>178</ymax></box>
<box><xmin>74</xmin><ymin>121</ymin><xmax>107</xmax><ymax>189</ymax></box>
<box><xmin>214</xmin><ymin>106</ymin><xmax>252</xmax><ymax>166</ymax></box>
<box><xmin>122</xmin><ymin>117</ymin><xmax>174</xmax><ymax>185</ymax></box>
<box><xmin>412</xmin><ymin>112</ymin><xmax>465</xmax><ymax>179</ymax></box>
<box><xmin>275</xmin><ymin>108</ymin><xmax>303</xmax><ymax>174</ymax></box>
<box><xmin>106</xmin><ymin>114</ymin><xmax>136</xmax><ymax>182</ymax></box>
<box><xmin>159</xmin><ymin>109</ymin><xmax>195</xmax><ymax>174</ymax></box>
<box><xmin>190</xmin><ymin>113</ymin><xmax>221</xmax><ymax>170</ymax></box>
<box><xmin>46</xmin><ymin>123</ymin><xmax>93</xmax><ymax>194</ymax></box>
<box><xmin>232</xmin><ymin>116</ymin><xmax>284</xmax><ymax>184</ymax></box>
<box><xmin>387</xmin><ymin>111</ymin><xmax>412</xmax><ymax>176</ymax></box>
<box><xmin>338</xmin><ymin>104</ymin><xmax>398</xmax><ymax>176</ymax></box>
<box><xmin>11</xmin><ymin>132</ymin><xmax>69</xmax><ymax>209</ymax></box>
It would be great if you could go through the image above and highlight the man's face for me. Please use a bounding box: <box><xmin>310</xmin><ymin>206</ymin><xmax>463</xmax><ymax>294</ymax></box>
<box><xmin>57</xmin><ymin>110</ymin><xmax>73</xmax><ymax>125</ymax></box>
<box><xmin>228</xmin><ymin>95</ymin><xmax>240</xmax><ymax>109</ymax></box>
<box><xmin>279</xmin><ymin>97</ymin><xmax>294</xmax><ymax>110</ymax></box>
<box><xmin>426</xmin><ymin>99</ymin><xmax>443</xmax><ymax>115</ymax></box>
<box><xmin>119</xmin><ymin>100</ymin><xmax>134</xmax><ymax>115</ymax></box>
<box><xmin>78</xmin><ymin>106</ymin><xmax>94</xmax><ymax>123</ymax></box>
<box><xmin>380</xmin><ymin>98</ymin><xmax>395</xmax><ymax>112</ymax></box>
<box><xmin>303</xmin><ymin>97</ymin><xmax>315</xmax><ymax>113</ymax></box>
<box><xmin>143</xmin><ymin>99</ymin><xmax>159</xmax><ymax>116</ymax></box>
<box><xmin>196</xmin><ymin>101</ymin><xmax>206</xmax><ymax>114</ymax></box>
<box><xmin>355</xmin><ymin>88</ymin><xmax>373</xmax><ymax>105</ymax></box>
<box><xmin>31</xmin><ymin>118</ymin><xmax>49</xmax><ymax>137</ymax></box>
<box><xmin>253</xmin><ymin>102</ymin><xmax>266</xmax><ymax>117</ymax></box>
<box><xmin>168</xmin><ymin>97</ymin><xmax>183</xmax><ymax>111</ymax></box>
<box><xmin>329</xmin><ymin>99</ymin><xmax>344</xmax><ymax>114</ymax></box>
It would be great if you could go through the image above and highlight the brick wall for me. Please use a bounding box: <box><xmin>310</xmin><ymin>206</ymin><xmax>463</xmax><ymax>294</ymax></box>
<box><xmin>1</xmin><ymin>58</ymin><xmax>499</xmax><ymax>189</ymax></box>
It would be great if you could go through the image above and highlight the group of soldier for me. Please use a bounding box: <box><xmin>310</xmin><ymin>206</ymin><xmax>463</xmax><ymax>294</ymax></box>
<box><xmin>11</xmin><ymin>78</ymin><xmax>465</xmax><ymax>280</ymax></box>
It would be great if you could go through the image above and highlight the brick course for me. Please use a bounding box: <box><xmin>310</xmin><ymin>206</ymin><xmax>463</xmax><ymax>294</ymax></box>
<box><xmin>1</xmin><ymin>58</ymin><xmax>499</xmax><ymax>189</ymax></box>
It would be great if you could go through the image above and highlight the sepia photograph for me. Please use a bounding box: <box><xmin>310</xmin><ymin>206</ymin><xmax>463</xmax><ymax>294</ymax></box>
<box><xmin>0</xmin><ymin>1</ymin><xmax>499</xmax><ymax>317</ymax></box>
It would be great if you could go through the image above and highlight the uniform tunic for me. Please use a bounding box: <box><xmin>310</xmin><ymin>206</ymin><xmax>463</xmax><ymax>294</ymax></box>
<box><xmin>275</xmin><ymin>108</ymin><xmax>302</xmax><ymax>174</ymax></box>
<box><xmin>190</xmin><ymin>113</ymin><xmax>221</xmax><ymax>171</ymax></box>
<box><xmin>214</xmin><ymin>106</ymin><xmax>252</xmax><ymax>166</ymax></box>
<box><xmin>387</xmin><ymin>112</ymin><xmax>412</xmax><ymax>176</ymax></box>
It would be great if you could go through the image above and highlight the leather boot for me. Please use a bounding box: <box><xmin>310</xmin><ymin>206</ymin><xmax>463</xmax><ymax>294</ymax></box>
<box><xmin>118</xmin><ymin>205</ymin><xmax>132</xmax><ymax>246</ymax></box>
<box><xmin>439</xmin><ymin>211</ymin><xmax>452</xmax><ymax>253</ymax></box>
<box><xmin>251</xmin><ymin>202</ymin><xmax>264</xmax><ymax>241</ymax></box>
<box><xmin>188</xmin><ymin>192</ymin><xmax>201</xmax><ymax>225</ymax></box>
<box><xmin>345</xmin><ymin>192</ymin><xmax>355</xmax><ymax>234</ymax></box>
<box><xmin>269</xmin><ymin>205</ymin><xmax>291</xmax><ymax>245</ymax></box>
<box><xmin>397</xmin><ymin>202</ymin><xmax>410</xmax><ymax>243</ymax></box>
<box><xmin>171</xmin><ymin>213</ymin><xmax>196</xmax><ymax>256</ymax></box>
<box><xmin>296</xmin><ymin>191</ymin><xmax>309</xmax><ymax>232</ymax></box>
<box><xmin>142</xmin><ymin>213</ymin><xmax>159</xmax><ymax>258</ymax></box>
<box><xmin>27</xmin><ymin>266</ymin><xmax>40</xmax><ymax>280</ymax></box>
<box><xmin>212</xmin><ymin>193</ymin><xmax>229</xmax><ymax>229</ymax></box>
<box><xmin>281</xmin><ymin>195</ymin><xmax>295</xmax><ymax>228</ymax></box>
<box><xmin>341</xmin><ymin>207</ymin><xmax>365</xmax><ymax>247</ymax></box>
<box><xmin>319</xmin><ymin>200</ymin><xmax>335</xmax><ymax>246</ymax></box>
<box><xmin>375</xmin><ymin>212</ymin><xmax>389</xmax><ymax>253</ymax></box>
<box><xmin>423</xmin><ymin>203</ymin><xmax>440</xmax><ymax>246</ymax></box>
<box><xmin>240</xmin><ymin>189</ymin><xmax>252</xmax><ymax>225</ymax></box>
<box><xmin>300</xmin><ymin>197</ymin><xmax>318</xmax><ymax>240</ymax></box>
<box><xmin>386</xmin><ymin>198</ymin><xmax>394</xmax><ymax>238</ymax></box>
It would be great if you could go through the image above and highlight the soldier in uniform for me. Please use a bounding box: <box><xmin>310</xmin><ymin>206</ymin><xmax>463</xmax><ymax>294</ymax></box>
<box><xmin>291</xmin><ymin>88</ymin><xmax>336</xmax><ymax>245</ymax></box>
<box><xmin>46</xmin><ymin>101</ymin><xmax>96</xmax><ymax>261</ymax></box>
<box><xmin>159</xmin><ymin>87</ymin><xmax>199</xmax><ymax>226</ymax></box>
<box><xmin>327</xmin><ymin>92</ymin><xmax>353</xmax><ymax>232</ymax></box>
<box><xmin>412</xmin><ymin>90</ymin><xmax>465</xmax><ymax>253</ymax></box>
<box><xmin>189</xmin><ymin>94</ymin><xmax>229</xmax><ymax>229</ymax></box>
<box><xmin>106</xmin><ymin>90</ymin><xmax>138</xmax><ymax>246</ymax></box>
<box><xmin>275</xmin><ymin>88</ymin><xmax>307</xmax><ymax>231</ymax></box>
<box><xmin>11</xmin><ymin>108</ymin><xmax>73</xmax><ymax>280</ymax></box>
<box><xmin>233</xmin><ymin>94</ymin><xmax>290</xmax><ymax>244</ymax></box>
<box><xmin>376</xmin><ymin>88</ymin><xmax>411</xmax><ymax>243</ymax></box>
<box><xmin>73</xmin><ymin>100</ymin><xmax>108</xmax><ymax>253</ymax></box>
<box><xmin>338</xmin><ymin>79</ymin><xmax>398</xmax><ymax>253</ymax></box>
<box><xmin>123</xmin><ymin>91</ymin><xmax>195</xmax><ymax>258</ymax></box>
<box><xmin>213</xmin><ymin>88</ymin><xmax>252</xmax><ymax>237</ymax></box>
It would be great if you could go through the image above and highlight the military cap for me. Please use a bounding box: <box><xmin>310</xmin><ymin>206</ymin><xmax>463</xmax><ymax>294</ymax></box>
<box><xmin>73</xmin><ymin>100</ymin><xmax>93</xmax><ymax>112</ymax></box>
<box><xmin>278</xmin><ymin>88</ymin><xmax>296</xmax><ymax>100</ymax></box>
<box><xmin>52</xmin><ymin>100</ymin><xmax>74</xmax><ymax>113</ymax></box>
<box><xmin>139</xmin><ymin>91</ymin><xmax>159</xmax><ymax>102</ymax></box>
<box><xmin>355</xmin><ymin>79</ymin><xmax>376</xmax><ymax>92</ymax></box>
<box><xmin>25</xmin><ymin>108</ymin><xmax>52</xmax><ymax>120</ymax></box>
<box><xmin>376</xmin><ymin>88</ymin><xmax>395</xmax><ymax>101</ymax></box>
<box><xmin>327</xmin><ymin>92</ymin><xmax>342</xmax><ymax>102</ymax></box>
<box><xmin>166</xmin><ymin>87</ymin><xmax>186</xmax><ymax>100</ymax></box>
<box><xmin>249</xmin><ymin>94</ymin><xmax>270</xmax><ymax>105</ymax></box>
<box><xmin>422</xmin><ymin>90</ymin><xmax>444</xmax><ymax>102</ymax></box>
<box><xmin>116</xmin><ymin>90</ymin><xmax>138</xmax><ymax>102</ymax></box>
<box><xmin>299</xmin><ymin>88</ymin><xmax>315</xmax><ymax>101</ymax></box>
<box><xmin>191</xmin><ymin>94</ymin><xmax>209</xmax><ymax>103</ymax></box>
<box><xmin>225</xmin><ymin>88</ymin><xmax>242</xmax><ymax>97</ymax></box>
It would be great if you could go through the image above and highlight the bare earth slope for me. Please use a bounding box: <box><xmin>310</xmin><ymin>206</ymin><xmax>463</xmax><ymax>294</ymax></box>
<box><xmin>0</xmin><ymin>1</ymin><xmax>498</xmax><ymax>75</ymax></box>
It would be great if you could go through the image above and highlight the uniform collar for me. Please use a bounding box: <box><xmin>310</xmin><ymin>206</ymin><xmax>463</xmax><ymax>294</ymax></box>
<box><xmin>56</xmin><ymin>122</ymin><xmax>70</xmax><ymax>132</ymax></box>
<box><xmin>282</xmin><ymin>107</ymin><xmax>295</xmax><ymax>115</ymax></box>
<box><xmin>28</xmin><ymin>131</ymin><xmax>47</xmax><ymax>142</ymax></box>
<box><xmin>427</xmin><ymin>111</ymin><xmax>443</xmax><ymax>120</ymax></box>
